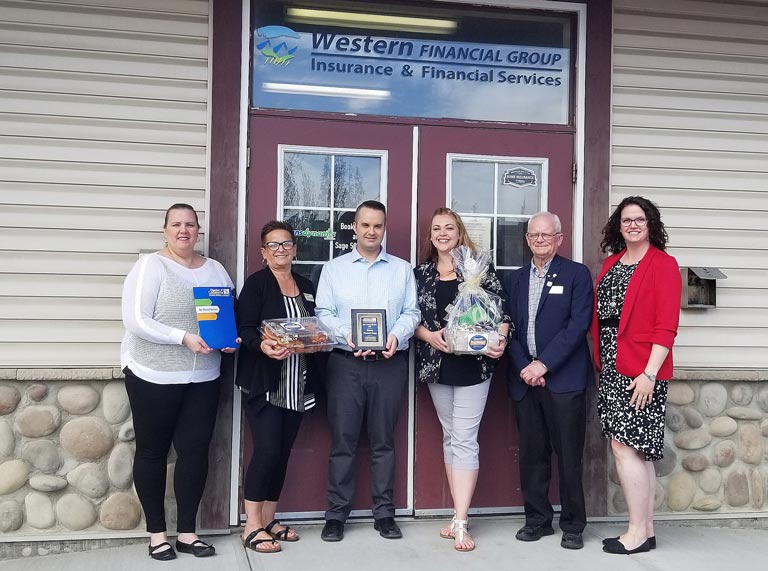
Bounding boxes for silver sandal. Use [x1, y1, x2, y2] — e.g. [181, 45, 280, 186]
[440, 512, 469, 539]
[453, 519, 475, 552]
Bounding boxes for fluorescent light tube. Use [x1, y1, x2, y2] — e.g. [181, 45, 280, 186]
[262, 82, 390, 99]
[285, 7, 458, 34]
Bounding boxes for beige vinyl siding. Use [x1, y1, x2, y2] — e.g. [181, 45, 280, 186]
[0, 0, 210, 367]
[612, 0, 768, 369]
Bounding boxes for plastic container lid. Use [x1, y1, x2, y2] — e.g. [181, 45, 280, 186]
[260, 316, 336, 353]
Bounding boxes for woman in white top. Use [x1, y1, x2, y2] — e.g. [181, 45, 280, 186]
[121, 203, 237, 561]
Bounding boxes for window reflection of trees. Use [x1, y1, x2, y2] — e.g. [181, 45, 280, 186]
[335, 156, 379, 208]
[283, 152, 382, 272]
[284, 153, 330, 207]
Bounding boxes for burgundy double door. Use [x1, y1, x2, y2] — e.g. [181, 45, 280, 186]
[244, 112, 574, 516]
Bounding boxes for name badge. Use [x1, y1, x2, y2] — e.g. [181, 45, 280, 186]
[304, 293, 314, 302]
[549, 285, 564, 294]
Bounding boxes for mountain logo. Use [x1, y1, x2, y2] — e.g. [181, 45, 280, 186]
[255, 25, 300, 65]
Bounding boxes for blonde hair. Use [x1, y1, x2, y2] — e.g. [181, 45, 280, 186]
[422, 207, 478, 261]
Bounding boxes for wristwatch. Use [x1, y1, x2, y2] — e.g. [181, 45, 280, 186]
[643, 371, 657, 382]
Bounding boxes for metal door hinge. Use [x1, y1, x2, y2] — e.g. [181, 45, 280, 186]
[572, 162, 577, 183]
[246, 146, 251, 168]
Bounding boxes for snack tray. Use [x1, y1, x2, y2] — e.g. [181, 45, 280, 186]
[260, 316, 336, 353]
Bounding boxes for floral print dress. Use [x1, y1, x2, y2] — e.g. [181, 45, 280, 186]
[596, 261, 668, 461]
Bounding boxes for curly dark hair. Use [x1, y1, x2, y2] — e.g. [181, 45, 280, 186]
[600, 196, 668, 253]
[260, 220, 295, 244]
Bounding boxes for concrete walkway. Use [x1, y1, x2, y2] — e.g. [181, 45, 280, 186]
[3, 518, 768, 571]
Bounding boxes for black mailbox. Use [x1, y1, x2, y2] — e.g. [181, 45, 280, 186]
[680, 267, 727, 309]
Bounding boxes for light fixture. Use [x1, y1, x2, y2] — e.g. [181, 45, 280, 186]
[262, 82, 390, 100]
[285, 7, 458, 34]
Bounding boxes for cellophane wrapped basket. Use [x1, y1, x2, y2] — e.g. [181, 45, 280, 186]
[444, 246, 503, 355]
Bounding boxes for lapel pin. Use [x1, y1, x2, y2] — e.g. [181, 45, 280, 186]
[546, 281, 553, 287]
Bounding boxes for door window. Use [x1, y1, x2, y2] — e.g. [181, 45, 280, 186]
[448, 155, 548, 270]
[279, 146, 386, 283]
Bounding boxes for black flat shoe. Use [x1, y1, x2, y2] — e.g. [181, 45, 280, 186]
[148, 542, 176, 561]
[602, 538, 651, 555]
[175, 539, 215, 557]
[602, 535, 656, 549]
[515, 524, 555, 542]
[374, 517, 402, 539]
[321, 520, 344, 542]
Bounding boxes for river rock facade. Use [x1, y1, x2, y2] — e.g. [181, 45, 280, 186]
[3, 373, 768, 535]
[609, 379, 768, 515]
[0, 371, 181, 535]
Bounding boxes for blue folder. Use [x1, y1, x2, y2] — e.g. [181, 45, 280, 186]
[193, 286, 239, 349]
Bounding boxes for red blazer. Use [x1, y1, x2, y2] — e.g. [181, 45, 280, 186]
[590, 245, 681, 380]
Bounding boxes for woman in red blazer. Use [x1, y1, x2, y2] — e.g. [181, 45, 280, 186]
[590, 196, 681, 555]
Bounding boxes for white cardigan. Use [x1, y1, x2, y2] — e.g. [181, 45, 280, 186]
[120, 252, 234, 384]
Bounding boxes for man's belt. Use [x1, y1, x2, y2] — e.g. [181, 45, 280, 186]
[332, 348, 390, 361]
[599, 317, 620, 328]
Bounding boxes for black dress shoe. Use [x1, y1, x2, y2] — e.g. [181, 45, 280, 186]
[321, 520, 345, 542]
[373, 517, 403, 539]
[561, 532, 584, 550]
[515, 524, 555, 542]
[175, 539, 215, 557]
[148, 542, 176, 561]
[602, 538, 651, 555]
[602, 535, 656, 549]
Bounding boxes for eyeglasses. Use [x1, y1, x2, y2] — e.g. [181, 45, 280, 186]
[620, 217, 648, 227]
[525, 232, 560, 242]
[264, 240, 295, 251]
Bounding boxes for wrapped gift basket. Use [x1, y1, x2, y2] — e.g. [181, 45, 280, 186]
[444, 246, 504, 355]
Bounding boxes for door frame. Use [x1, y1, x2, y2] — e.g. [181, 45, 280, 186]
[240, 116, 417, 519]
[228, 0, 592, 525]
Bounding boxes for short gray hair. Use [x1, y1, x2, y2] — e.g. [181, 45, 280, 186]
[528, 211, 562, 233]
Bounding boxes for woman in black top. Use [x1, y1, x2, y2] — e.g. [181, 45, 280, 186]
[236, 221, 323, 553]
[414, 208, 509, 552]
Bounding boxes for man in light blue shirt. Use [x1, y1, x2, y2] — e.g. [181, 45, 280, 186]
[316, 200, 419, 542]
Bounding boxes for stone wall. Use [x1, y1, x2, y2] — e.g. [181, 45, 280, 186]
[0, 372, 160, 535]
[609, 379, 768, 514]
[5, 373, 768, 536]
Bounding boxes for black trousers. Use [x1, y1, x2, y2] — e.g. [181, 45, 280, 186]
[243, 395, 303, 502]
[124, 369, 220, 533]
[515, 386, 587, 533]
[325, 351, 407, 522]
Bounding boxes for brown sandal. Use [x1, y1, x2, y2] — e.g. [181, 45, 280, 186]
[266, 519, 299, 542]
[242, 528, 281, 553]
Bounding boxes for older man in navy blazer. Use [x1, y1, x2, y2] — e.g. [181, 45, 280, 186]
[504, 211, 593, 550]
